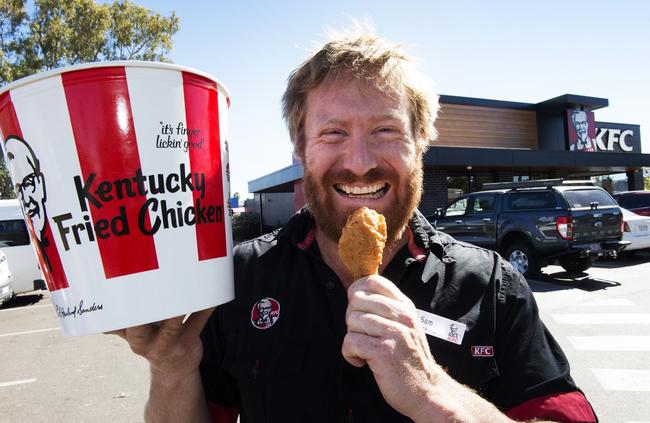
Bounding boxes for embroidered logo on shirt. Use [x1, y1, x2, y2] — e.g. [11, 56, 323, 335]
[471, 345, 494, 357]
[251, 297, 280, 329]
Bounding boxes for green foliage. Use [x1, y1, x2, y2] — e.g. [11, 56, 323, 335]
[105, 0, 178, 62]
[0, 158, 15, 198]
[0, 0, 179, 84]
[0, 0, 28, 82]
[0, 0, 178, 198]
[232, 212, 262, 244]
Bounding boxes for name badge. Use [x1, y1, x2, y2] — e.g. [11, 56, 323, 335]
[417, 309, 466, 345]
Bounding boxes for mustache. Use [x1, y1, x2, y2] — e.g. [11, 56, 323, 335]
[23, 198, 39, 210]
[21, 198, 41, 218]
[324, 167, 395, 185]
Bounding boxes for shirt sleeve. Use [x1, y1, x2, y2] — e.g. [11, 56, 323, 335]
[486, 263, 597, 421]
[199, 306, 240, 409]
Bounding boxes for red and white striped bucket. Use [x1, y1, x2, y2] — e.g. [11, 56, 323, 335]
[0, 61, 234, 335]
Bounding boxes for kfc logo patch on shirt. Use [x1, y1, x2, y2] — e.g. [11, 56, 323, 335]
[471, 345, 495, 357]
[251, 297, 280, 329]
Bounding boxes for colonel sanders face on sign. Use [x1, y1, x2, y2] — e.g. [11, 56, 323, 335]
[4, 136, 48, 241]
[572, 111, 589, 142]
[569, 110, 596, 151]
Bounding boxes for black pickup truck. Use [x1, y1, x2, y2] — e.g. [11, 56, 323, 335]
[431, 179, 629, 278]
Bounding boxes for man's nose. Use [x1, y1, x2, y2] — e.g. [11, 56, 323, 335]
[341, 132, 377, 176]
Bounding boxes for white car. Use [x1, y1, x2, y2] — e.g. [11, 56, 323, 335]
[0, 250, 14, 306]
[621, 208, 650, 252]
[0, 199, 45, 294]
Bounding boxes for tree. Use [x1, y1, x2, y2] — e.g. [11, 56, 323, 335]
[232, 212, 262, 245]
[105, 0, 178, 62]
[0, 0, 27, 83]
[0, 0, 178, 198]
[0, 158, 14, 198]
[1, 0, 178, 84]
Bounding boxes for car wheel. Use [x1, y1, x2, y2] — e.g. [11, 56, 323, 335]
[505, 242, 540, 278]
[558, 256, 593, 274]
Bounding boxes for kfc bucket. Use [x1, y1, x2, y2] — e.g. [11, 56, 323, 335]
[0, 62, 234, 336]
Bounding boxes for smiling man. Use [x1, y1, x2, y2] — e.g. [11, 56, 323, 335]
[117, 29, 598, 423]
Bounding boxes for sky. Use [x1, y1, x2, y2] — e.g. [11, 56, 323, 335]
[133, 0, 650, 199]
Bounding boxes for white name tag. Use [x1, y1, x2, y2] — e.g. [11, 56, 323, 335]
[417, 309, 466, 345]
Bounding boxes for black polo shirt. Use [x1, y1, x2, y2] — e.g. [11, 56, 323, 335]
[200, 209, 584, 423]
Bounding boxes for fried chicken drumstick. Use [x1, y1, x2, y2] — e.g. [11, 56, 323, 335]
[338, 207, 387, 280]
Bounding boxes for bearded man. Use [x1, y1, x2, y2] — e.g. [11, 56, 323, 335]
[116, 30, 597, 423]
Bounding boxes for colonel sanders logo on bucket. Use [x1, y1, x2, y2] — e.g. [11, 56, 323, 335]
[4, 137, 56, 271]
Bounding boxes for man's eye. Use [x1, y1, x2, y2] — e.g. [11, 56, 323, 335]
[322, 129, 345, 136]
[374, 127, 402, 138]
[320, 129, 347, 142]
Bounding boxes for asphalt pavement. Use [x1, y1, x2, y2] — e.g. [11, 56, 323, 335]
[530, 251, 650, 423]
[2, 252, 650, 422]
[1, 293, 149, 423]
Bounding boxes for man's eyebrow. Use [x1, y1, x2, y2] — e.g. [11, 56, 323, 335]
[374, 112, 407, 123]
[314, 117, 347, 127]
[315, 113, 406, 127]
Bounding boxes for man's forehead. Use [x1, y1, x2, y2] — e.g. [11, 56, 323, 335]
[306, 79, 409, 125]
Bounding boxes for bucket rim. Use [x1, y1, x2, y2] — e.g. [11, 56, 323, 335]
[0, 60, 231, 103]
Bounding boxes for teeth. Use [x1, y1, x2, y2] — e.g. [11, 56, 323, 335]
[338, 183, 385, 195]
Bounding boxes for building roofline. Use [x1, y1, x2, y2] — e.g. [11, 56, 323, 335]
[248, 162, 303, 193]
[439, 93, 609, 113]
[439, 94, 536, 110]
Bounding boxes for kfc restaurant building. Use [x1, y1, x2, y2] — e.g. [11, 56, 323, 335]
[249, 93, 650, 226]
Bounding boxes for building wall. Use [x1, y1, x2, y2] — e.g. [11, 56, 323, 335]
[435, 104, 538, 149]
[420, 169, 448, 216]
[294, 180, 305, 210]
[259, 192, 296, 227]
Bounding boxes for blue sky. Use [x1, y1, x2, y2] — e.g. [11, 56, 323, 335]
[135, 0, 650, 199]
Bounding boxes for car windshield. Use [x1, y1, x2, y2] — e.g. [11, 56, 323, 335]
[617, 194, 650, 209]
[506, 192, 557, 210]
[563, 189, 617, 208]
[445, 198, 467, 216]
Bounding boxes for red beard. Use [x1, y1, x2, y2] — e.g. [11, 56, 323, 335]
[303, 162, 423, 245]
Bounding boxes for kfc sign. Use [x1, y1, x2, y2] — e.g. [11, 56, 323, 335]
[594, 127, 636, 152]
[566, 109, 641, 153]
[567, 110, 596, 151]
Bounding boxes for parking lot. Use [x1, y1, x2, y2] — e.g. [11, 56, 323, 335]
[1, 293, 149, 423]
[2, 253, 650, 422]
